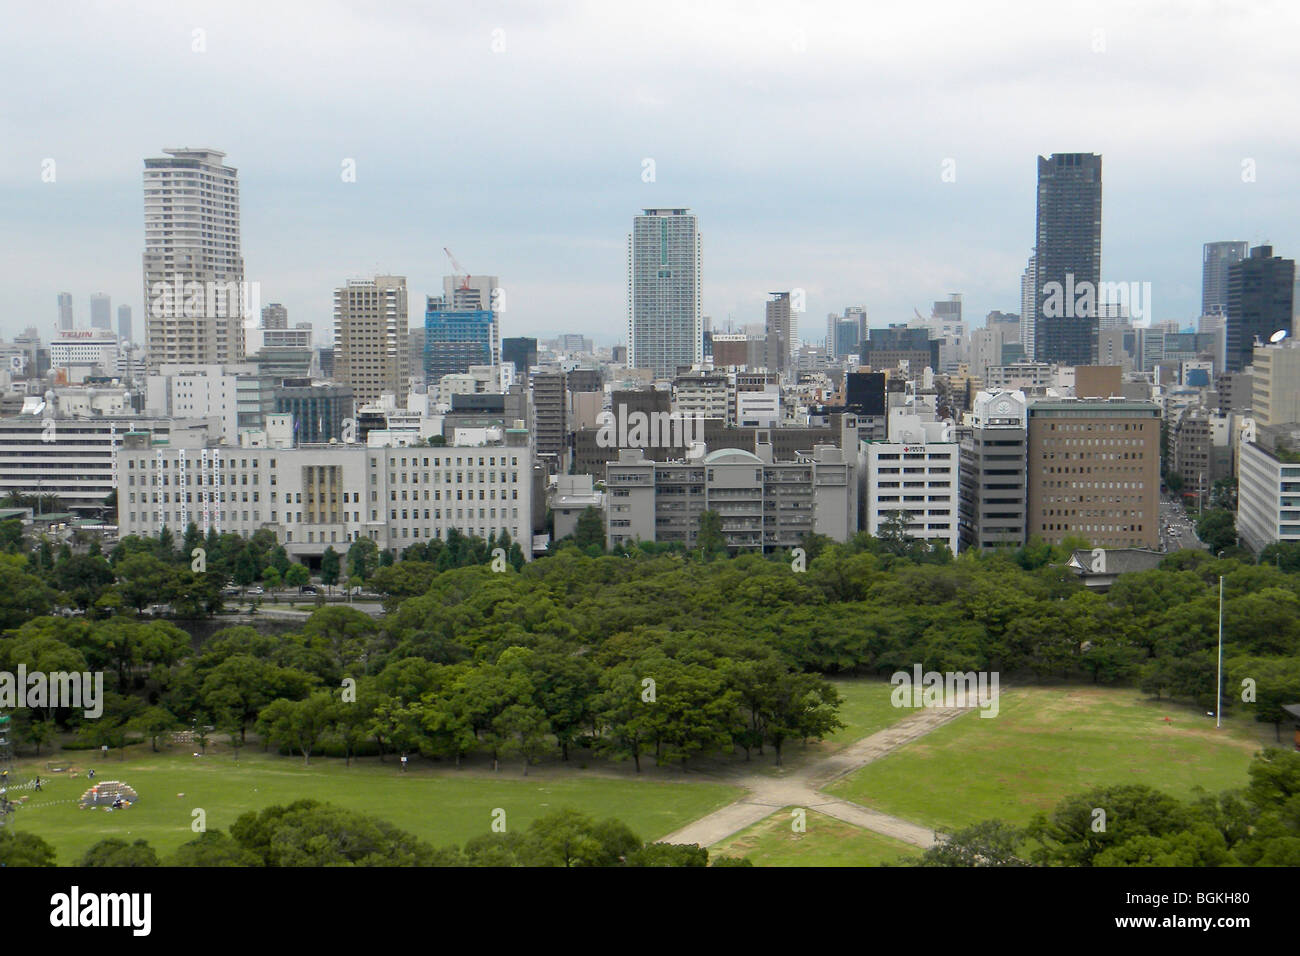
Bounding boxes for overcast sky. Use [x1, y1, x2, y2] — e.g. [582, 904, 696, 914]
[3, 0, 1298, 346]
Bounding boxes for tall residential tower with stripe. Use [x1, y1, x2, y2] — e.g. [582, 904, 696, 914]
[628, 208, 702, 380]
[142, 148, 246, 368]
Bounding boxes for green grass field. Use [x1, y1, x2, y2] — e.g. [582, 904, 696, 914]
[9, 749, 742, 865]
[710, 807, 914, 866]
[825, 686, 1271, 831]
[705, 677, 912, 777]
[822, 677, 912, 746]
[13, 683, 1266, 865]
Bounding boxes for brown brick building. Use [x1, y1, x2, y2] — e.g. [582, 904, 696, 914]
[1026, 398, 1161, 548]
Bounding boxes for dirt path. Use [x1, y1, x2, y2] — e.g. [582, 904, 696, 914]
[659, 704, 970, 849]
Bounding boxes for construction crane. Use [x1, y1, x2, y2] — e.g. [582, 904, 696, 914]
[443, 247, 471, 291]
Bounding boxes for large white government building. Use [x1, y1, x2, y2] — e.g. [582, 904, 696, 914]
[117, 415, 534, 560]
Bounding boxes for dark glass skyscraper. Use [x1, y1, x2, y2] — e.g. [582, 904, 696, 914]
[274, 381, 354, 443]
[1225, 245, 1294, 373]
[1202, 241, 1248, 317]
[1033, 153, 1102, 367]
[501, 336, 537, 375]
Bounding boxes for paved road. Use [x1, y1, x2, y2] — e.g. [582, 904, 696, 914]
[659, 704, 971, 849]
[1159, 497, 1205, 552]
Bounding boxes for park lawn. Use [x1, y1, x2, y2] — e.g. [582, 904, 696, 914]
[736, 678, 911, 776]
[716, 677, 912, 778]
[711, 807, 914, 866]
[11, 748, 742, 865]
[825, 686, 1270, 832]
[823, 677, 913, 747]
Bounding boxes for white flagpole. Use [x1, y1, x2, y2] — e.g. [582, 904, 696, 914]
[1217, 575, 1224, 729]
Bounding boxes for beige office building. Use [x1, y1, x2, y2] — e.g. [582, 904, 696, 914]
[1026, 398, 1161, 548]
[1251, 340, 1300, 427]
[333, 276, 410, 404]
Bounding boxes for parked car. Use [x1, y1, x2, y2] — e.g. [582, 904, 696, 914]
[299, 585, 319, 595]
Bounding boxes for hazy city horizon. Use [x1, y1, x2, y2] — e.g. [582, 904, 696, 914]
[4, 1, 1299, 343]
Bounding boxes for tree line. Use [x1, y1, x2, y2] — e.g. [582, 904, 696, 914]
[3, 522, 1300, 769]
[0, 803, 750, 868]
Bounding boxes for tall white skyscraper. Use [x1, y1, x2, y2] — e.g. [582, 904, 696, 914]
[57, 292, 74, 331]
[90, 293, 111, 330]
[628, 208, 702, 379]
[142, 147, 245, 368]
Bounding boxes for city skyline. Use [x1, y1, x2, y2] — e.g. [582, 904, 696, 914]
[4, 2, 1300, 346]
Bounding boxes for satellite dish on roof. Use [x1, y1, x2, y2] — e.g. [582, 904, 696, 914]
[1269, 329, 1288, 344]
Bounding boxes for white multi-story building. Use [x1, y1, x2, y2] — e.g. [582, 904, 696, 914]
[1238, 425, 1300, 553]
[142, 148, 246, 368]
[50, 386, 133, 418]
[551, 473, 604, 541]
[864, 414, 959, 552]
[736, 386, 780, 427]
[146, 364, 263, 444]
[117, 422, 533, 560]
[958, 389, 1028, 551]
[628, 208, 702, 380]
[434, 366, 497, 406]
[50, 329, 120, 382]
[246, 325, 312, 352]
[0, 413, 217, 516]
